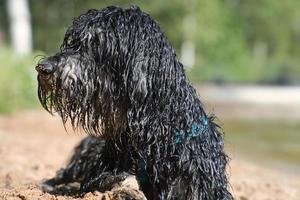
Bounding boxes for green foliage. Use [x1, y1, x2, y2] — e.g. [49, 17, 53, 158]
[0, 47, 38, 113]
[187, 0, 300, 84]
[233, 0, 300, 84]
[188, 0, 258, 83]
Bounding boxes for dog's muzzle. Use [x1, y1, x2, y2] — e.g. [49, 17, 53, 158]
[36, 61, 56, 75]
[36, 59, 57, 92]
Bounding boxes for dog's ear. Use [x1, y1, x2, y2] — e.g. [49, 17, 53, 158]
[125, 59, 150, 106]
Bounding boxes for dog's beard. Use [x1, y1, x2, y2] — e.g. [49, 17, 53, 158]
[37, 56, 127, 137]
[37, 73, 57, 113]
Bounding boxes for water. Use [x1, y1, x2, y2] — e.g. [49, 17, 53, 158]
[223, 119, 300, 167]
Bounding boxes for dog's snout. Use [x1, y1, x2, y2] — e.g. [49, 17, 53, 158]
[36, 61, 55, 75]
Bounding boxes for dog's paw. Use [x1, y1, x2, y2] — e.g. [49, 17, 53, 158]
[40, 178, 80, 196]
[40, 182, 55, 193]
[84, 176, 147, 200]
[110, 176, 147, 200]
[40, 179, 56, 193]
[111, 186, 147, 200]
[85, 188, 146, 200]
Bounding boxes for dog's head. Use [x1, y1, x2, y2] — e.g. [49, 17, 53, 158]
[36, 7, 136, 136]
[36, 6, 183, 136]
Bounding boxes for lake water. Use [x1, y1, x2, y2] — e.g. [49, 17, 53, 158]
[224, 119, 300, 172]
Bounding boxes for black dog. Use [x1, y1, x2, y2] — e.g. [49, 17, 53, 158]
[36, 6, 233, 200]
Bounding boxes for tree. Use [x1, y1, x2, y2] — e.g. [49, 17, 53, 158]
[6, 0, 32, 55]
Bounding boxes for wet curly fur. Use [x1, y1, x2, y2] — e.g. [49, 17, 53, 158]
[36, 6, 233, 200]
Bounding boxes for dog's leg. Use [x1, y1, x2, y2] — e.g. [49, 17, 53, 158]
[41, 136, 146, 199]
[41, 136, 105, 194]
[77, 140, 146, 200]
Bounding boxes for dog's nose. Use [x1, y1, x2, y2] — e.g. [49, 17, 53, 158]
[36, 61, 55, 75]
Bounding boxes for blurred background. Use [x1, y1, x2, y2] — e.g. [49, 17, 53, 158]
[0, 0, 300, 199]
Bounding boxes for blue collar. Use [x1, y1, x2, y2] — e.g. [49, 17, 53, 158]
[175, 116, 209, 144]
